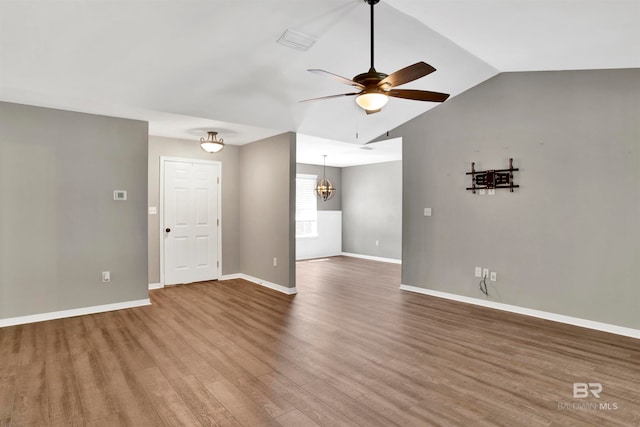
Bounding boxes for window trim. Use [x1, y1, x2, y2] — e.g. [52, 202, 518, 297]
[295, 173, 318, 238]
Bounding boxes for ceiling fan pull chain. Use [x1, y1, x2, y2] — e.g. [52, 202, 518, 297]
[355, 107, 359, 139]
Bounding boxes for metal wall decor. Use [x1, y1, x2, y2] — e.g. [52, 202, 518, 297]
[466, 158, 519, 193]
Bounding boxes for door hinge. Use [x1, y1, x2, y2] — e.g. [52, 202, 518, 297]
[217, 261, 219, 268]
[217, 177, 220, 184]
[217, 218, 219, 226]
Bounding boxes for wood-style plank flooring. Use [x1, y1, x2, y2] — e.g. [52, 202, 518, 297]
[1, 256, 639, 426]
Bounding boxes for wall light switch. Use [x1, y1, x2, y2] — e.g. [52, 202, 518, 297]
[113, 190, 127, 200]
[490, 272, 497, 281]
[482, 268, 489, 278]
[488, 189, 496, 195]
[148, 206, 157, 215]
[479, 189, 486, 195]
[474, 267, 482, 278]
[424, 208, 432, 217]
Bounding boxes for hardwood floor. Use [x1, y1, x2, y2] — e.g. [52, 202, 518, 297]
[1, 256, 639, 426]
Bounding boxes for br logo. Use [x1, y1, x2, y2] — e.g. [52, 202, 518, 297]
[573, 383, 602, 398]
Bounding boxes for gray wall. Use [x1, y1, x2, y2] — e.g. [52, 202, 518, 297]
[296, 163, 342, 211]
[342, 161, 402, 259]
[0, 102, 148, 319]
[148, 136, 241, 283]
[239, 133, 296, 288]
[393, 69, 640, 329]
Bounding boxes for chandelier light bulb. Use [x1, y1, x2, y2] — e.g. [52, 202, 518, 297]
[316, 154, 336, 201]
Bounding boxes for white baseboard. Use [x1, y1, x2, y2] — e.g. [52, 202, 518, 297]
[221, 273, 297, 295]
[341, 252, 402, 264]
[148, 282, 163, 290]
[399, 285, 639, 340]
[0, 298, 151, 328]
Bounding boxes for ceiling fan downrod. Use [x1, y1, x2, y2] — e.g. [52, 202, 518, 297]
[367, 0, 380, 71]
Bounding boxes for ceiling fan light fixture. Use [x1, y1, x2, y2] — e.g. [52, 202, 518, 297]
[200, 131, 225, 153]
[356, 92, 388, 112]
[300, 0, 449, 109]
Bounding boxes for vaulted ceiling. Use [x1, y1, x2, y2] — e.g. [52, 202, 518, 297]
[1, 1, 638, 146]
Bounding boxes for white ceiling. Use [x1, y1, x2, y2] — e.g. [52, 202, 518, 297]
[297, 134, 402, 167]
[1, 0, 638, 161]
[387, 0, 640, 72]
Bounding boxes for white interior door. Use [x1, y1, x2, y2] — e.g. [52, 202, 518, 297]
[163, 160, 219, 285]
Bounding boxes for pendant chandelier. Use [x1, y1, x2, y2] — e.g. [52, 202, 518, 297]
[316, 155, 336, 201]
[200, 131, 225, 153]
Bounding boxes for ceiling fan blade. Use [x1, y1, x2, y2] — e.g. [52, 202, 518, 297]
[388, 89, 450, 103]
[300, 93, 359, 103]
[378, 62, 436, 88]
[308, 69, 365, 89]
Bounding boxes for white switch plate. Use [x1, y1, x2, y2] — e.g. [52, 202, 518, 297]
[424, 208, 432, 217]
[375, 240, 379, 246]
[490, 272, 497, 281]
[479, 189, 486, 195]
[148, 206, 157, 215]
[273, 257, 278, 267]
[482, 268, 489, 278]
[488, 189, 496, 195]
[102, 271, 110, 283]
[474, 267, 482, 278]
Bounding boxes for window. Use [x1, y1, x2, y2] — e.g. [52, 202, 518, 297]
[296, 174, 318, 238]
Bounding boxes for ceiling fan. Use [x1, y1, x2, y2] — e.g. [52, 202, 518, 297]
[301, 0, 450, 114]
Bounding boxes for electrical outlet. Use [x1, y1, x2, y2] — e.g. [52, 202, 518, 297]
[474, 267, 482, 278]
[102, 271, 110, 283]
[490, 272, 497, 281]
[482, 268, 489, 278]
[273, 257, 278, 267]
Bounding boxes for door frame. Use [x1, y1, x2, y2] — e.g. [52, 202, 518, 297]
[159, 156, 222, 286]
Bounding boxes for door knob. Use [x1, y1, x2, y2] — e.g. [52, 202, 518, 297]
[165, 228, 171, 233]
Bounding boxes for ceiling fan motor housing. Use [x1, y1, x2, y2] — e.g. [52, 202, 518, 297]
[353, 68, 388, 89]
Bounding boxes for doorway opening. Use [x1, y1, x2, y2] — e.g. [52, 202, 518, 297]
[295, 134, 403, 288]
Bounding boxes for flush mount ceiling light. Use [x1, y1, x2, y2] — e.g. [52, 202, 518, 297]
[200, 131, 225, 153]
[316, 155, 336, 202]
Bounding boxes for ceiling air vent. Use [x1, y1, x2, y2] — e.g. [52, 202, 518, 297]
[277, 29, 316, 52]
